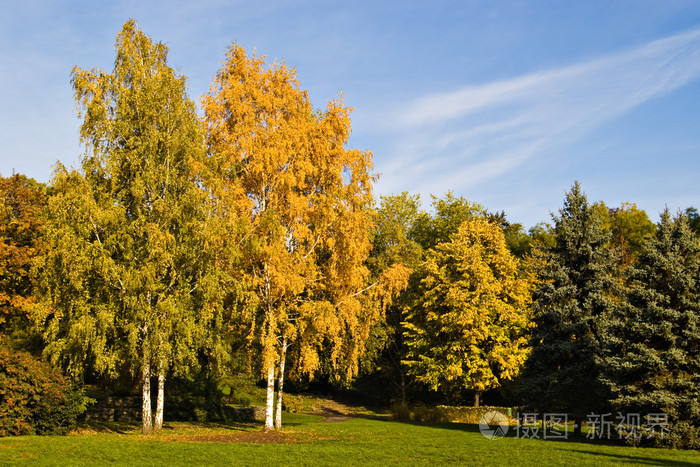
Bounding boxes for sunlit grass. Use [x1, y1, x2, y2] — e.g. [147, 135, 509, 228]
[1, 414, 698, 466]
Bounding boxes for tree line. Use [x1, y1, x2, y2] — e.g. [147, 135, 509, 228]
[1, 20, 698, 447]
[2, 20, 408, 435]
[364, 186, 699, 448]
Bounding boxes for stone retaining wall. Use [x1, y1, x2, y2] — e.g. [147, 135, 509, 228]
[85, 396, 266, 423]
[85, 396, 141, 422]
[226, 406, 266, 422]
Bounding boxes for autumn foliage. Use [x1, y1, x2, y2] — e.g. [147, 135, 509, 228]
[404, 217, 533, 406]
[6, 20, 700, 446]
[0, 344, 87, 436]
[0, 174, 45, 334]
[201, 44, 408, 430]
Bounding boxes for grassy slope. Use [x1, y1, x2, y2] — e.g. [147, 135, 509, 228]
[1, 414, 698, 466]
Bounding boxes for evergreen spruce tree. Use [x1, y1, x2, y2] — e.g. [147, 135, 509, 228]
[600, 210, 700, 448]
[519, 182, 619, 434]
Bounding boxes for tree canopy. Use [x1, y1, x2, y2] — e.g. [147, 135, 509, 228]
[404, 217, 533, 406]
[0, 174, 46, 343]
[32, 20, 212, 434]
[520, 182, 620, 431]
[600, 210, 700, 447]
[201, 44, 407, 430]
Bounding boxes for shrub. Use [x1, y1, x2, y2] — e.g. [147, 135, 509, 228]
[437, 405, 515, 424]
[663, 421, 700, 450]
[390, 402, 412, 422]
[166, 372, 260, 423]
[0, 345, 89, 436]
[218, 374, 266, 407]
[282, 394, 304, 414]
[412, 405, 447, 423]
[617, 420, 700, 450]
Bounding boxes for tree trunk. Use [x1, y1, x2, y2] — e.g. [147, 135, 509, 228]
[274, 337, 288, 430]
[400, 370, 407, 405]
[574, 416, 583, 437]
[154, 363, 165, 431]
[474, 391, 482, 408]
[142, 359, 153, 435]
[264, 362, 275, 432]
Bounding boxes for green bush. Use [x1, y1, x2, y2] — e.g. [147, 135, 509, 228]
[0, 345, 89, 436]
[663, 421, 700, 450]
[218, 374, 266, 407]
[617, 420, 700, 450]
[282, 394, 304, 414]
[437, 405, 514, 424]
[390, 402, 412, 422]
[390, 403, 446, 423]
[412, 405, 447, 423]
[166, 372, 260, 423]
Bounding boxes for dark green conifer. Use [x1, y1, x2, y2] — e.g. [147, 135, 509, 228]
[519, 182, 619, 434]
[600, 210, 700, 448]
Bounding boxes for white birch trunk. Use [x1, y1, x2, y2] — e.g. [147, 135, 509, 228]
[274, 337, 288, 430]
[154, 363, 165, 431]
[264, 362, 275, 431]
[142, 359, 153, 435]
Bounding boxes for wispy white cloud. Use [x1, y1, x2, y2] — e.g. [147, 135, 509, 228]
[376, 27, 700, 199]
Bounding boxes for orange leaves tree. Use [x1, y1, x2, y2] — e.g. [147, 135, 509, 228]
[202, 45, 397, 430]
[0, 174, 45, 340]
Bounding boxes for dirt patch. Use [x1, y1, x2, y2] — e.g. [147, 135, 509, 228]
[308, 400, 355, 422]
[176, 430, 297, 444]
[316, 409, 353, 423]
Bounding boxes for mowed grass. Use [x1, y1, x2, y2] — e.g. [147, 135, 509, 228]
[1, 413, 698, 466]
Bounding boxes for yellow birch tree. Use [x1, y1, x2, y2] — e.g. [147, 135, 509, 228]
[202, 45, 406, 430]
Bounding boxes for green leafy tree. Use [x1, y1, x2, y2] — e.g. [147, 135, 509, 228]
[600, 211, 700, 448]
[411, 192, 486, 250]
[519, 182, 620, 434]
[362, 192, 424, 403]
[32, 21, 212, 434]
[404, 217, 533, 407]
[487, 210, 533, 258]
[608, 202, 656, 264]
[369, 192, 424, 273]
[528, 222, 556, 250]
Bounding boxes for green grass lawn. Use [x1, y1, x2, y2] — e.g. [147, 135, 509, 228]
[1, 413, 698, 466]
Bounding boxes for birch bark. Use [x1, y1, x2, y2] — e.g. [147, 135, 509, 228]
[264, 363, 275, 432]
[274, 337, 288, 430]
[142, 359, 152, 434]
[155, 363, 165, 430]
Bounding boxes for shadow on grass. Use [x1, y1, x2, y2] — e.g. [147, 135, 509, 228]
[74, 421, 141, 435]
[380, 419, 698, 465]
[372, 419, 483, 434]
[77, 420, 262, 434]
[384, 418, 621, 443]
[551, 447, 700, 466]
[168, 421, 261, 430]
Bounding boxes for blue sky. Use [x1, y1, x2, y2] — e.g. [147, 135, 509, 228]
[2, 1, 700, 227]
